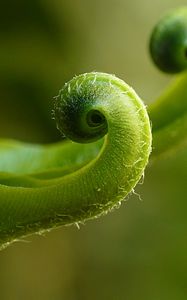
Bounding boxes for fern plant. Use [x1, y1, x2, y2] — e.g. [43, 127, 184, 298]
[0, 7, 186, 250]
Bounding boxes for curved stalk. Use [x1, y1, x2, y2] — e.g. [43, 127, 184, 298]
[149, 73, 187, 157]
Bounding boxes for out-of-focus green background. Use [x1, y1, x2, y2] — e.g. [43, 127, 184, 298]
[0, 1, 187, 299]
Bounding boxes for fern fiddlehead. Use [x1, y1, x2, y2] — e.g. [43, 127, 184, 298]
[149, 7, 187, 157]
[0, 72, 151, 249]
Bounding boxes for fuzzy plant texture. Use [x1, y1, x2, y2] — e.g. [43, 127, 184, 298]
[0, 7, 187, 250]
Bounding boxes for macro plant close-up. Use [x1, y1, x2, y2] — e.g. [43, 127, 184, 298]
[0, 1, 187, 300]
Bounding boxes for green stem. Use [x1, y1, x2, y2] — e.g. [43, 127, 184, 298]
[149, 71, 187, 159]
